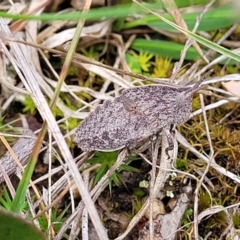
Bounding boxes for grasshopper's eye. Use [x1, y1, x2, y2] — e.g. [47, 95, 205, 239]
[119, 96, 140, 114]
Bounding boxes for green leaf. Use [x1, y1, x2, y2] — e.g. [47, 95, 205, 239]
[0, 4, 155, 21]
[133, 2, 240, 64]
[131, 36, 239, 64]
[0, 1, 214, 23]
[126, 53, 143, 74]
[85, 151, 139, 187]
[173, 0, 212, 8]
[0, 209, 46, 240]
[10, 155, 37, 213]
[38, 204, 69, 233]
[131, 39, 200, 60]
[21, 96, 36, 115]
[123, 5, 240, 32]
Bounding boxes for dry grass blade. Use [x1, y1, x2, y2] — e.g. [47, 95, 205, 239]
[176, 131, 240, 184]
[0, 13, 108, 240]
[162, 0, 211, 82]
[193, 93, 214, 240]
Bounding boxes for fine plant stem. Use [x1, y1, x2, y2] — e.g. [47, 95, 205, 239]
[193, 94, 215, 240]
[149, 136, 157, 240]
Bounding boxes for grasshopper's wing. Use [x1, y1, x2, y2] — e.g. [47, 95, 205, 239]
[74, 93, 161, 151]
[75, 84, 186, 152]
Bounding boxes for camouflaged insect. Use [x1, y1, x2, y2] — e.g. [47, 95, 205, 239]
[74, 78, 204, 152]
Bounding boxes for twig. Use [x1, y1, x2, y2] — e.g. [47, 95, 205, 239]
[0, 129, 36, 184]
[149, 135, 161, 240]
[193, 94, 214, 240]
[176, 131, 240, 184]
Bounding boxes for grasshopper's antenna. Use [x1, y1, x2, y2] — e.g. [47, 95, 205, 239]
[187, 69, 213, 94]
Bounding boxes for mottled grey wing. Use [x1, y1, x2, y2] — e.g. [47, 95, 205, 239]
[75, 78, 204, 152]
[74, 84, 184, 152]
[74, 96, 154, 151]
[121, 84, 188, 124]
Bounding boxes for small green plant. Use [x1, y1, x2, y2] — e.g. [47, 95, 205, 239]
[0, 186, 28, 212]
[21, 95, 37, 115]
[0, 116, 5, 127]
[151, 56, 173, 78]
[198, 189, 211, 212]
[52, 105, 64, 118]
[52, 94, 80, 131]
[131, 198, 145, 215]
[85, 151, 139, 193]
[182, 208, 193, 229]
[0, 187, 68, 237]
[175, 158, 189, 171]
[38, 204, 69, 235]
[232, 212, 240, 229]
[80, 46, 99, 59]
[126, 50, 153, 74]
[133, 187, 147, 198]
[59, 117, 79, 132]
[0, 117, 22, 131]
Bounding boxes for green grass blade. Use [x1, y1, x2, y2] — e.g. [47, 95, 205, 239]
[123, 5, 240, 31]
[10, 154, 37, 213]
[0, 1, 215, 23]
[0, 4, 150, 21]
[134, 2, 240, 64]
[131, 39, 200, 60]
